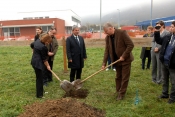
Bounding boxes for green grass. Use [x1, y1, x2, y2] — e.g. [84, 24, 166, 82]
[0, 46, 175, 117]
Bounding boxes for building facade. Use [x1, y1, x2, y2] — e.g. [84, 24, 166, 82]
[0, 10, 81, 40]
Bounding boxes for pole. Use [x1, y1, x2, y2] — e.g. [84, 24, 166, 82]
[100, 0, 102, 39]
[117, 9, 120, 29]
[150, 0, 153, 26]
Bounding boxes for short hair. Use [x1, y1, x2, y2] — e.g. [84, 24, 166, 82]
[36, 26, 42, 30]
[147, 26, 154, 31]
[40, 34, 52, 43]
[103, 23, 113, 29]
[172, 21, 175, 26]
[72, 25, 79, 31]
[156, 20, 165, 28]
[50, 26, 57, 31]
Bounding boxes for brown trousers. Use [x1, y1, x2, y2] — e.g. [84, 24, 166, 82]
[115, 63, 131, 97]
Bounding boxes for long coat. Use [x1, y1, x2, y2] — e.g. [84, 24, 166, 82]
[140, 33, 153, 59]
[66, 35, 87, 69]
[102, 29, 134, 66]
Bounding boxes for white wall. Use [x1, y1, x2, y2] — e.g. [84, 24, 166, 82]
[17, 10, 81, 27]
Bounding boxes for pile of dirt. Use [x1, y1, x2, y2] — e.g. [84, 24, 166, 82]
[63, 89, 89, 99]
[18, 98, 105, 117]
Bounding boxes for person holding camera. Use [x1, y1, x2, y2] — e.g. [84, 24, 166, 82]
[154, 21, 175, 104]
[151, 21, 169, 84]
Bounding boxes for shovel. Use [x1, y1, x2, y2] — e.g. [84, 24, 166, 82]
[50, 70, 73, 92]
[72, 59, 121, 90]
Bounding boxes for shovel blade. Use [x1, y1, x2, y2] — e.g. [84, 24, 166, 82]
[72, 79, 83, 90]
[60, 80, 73, 92]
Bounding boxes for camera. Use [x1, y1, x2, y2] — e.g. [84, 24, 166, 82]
[155, 26, 161, 30]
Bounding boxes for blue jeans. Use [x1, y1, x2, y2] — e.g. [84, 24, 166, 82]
[107, 55, 115, 69]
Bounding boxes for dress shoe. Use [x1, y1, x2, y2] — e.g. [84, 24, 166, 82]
[37, 96, 45, 99]
[116, 95, 124, 101]
[158, 95, 169, 99]
[167, 99, 175, 104]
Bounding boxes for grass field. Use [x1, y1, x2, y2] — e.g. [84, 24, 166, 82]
[0, 46, 175, 117]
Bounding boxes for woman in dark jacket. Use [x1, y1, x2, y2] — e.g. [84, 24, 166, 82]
[140, 26, 154, 69]
[30, 27, 44, 49]
[31, 34, 52, 98]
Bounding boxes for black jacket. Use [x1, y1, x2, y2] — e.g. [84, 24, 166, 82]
[66, 35, 87, 69]
[31, 39, 48, 70]
[154, 31, 175, 69]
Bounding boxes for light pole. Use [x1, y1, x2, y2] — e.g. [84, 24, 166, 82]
[117, 9, 120, 29]
[100, 0, 102, 39]
[150, 0, 153, 26]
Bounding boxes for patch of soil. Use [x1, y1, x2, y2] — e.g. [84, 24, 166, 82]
[63, 89, 89, 99]
[18, 98, 105, 117]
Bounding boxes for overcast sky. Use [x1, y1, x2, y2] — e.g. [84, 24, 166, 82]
[0, 0, 150, 19]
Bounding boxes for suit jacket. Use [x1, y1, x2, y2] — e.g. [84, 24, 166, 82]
[140, 33, 153, 59]
[31, 39, 48, 70]
[154, 31, 175, 69]
[41, 33, 59, 61]
[66, 35, 87, 69]
[151, 29, 169, 51]
[102, 29, 134, 66]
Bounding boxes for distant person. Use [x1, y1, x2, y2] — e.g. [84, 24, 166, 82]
[101, 23, 134, 101]
[140, 26, 153, 70]
[30, 27, 44, 49]
[31, 34, 52, 98]
[154, 21, 175, 104]
[106, 54, 116, 71]
[151, 20, 169, 84]
[66, 25, 87, 82]
[41, 27, 58, 86]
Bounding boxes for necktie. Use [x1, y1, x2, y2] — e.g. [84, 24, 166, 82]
[75, 36, 80, 45]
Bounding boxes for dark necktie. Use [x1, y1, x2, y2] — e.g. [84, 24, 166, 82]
[75, 36, 80, 45]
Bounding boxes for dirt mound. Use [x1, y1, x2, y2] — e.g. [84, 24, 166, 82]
[63, 89, 89, 99]
[18, 98, 105, 117]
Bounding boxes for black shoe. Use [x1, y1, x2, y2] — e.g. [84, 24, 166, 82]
[158, 95, 169, 99]
[37, 95, 44, 98]
[168, 99, 175, 104]
[43, 83, 48, 86]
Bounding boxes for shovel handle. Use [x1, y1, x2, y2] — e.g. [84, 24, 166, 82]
[50, 70, 62, 82]
[80, 59, 121, 83]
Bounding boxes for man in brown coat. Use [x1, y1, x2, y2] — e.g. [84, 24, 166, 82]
[102, 23, 134, 100]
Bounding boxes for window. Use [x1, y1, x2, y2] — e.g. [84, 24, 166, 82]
[3, 28, 8, 32]
[2, 27, 20, 36]
[41, 26, 52, 32]
[15, 27, 20, 32]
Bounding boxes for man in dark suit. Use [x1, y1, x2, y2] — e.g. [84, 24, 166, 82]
[102, 23, 134, 101]
[66, 25, 87, 82]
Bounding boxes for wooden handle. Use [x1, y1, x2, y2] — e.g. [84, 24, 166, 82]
[80, 59, 121, 83]
[50, 70, 62, 82]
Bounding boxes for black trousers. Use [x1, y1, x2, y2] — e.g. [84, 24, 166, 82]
[142, 50, 151, 69]
[33, 67, 43, 98]
[43, 58, 53, 84]
[70, 68, 82, 82]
